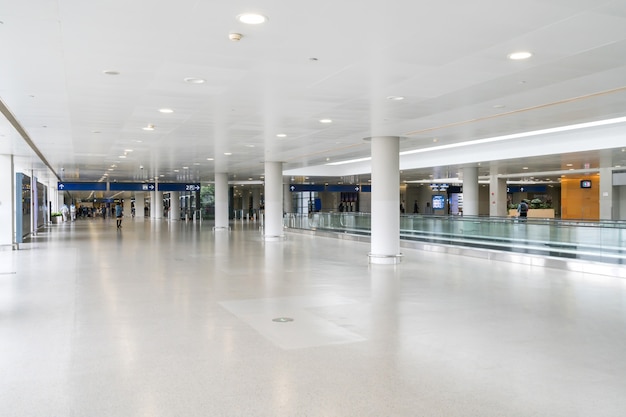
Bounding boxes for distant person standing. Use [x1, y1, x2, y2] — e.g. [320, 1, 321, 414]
[115, 203, 123, 228]
[60, 203, 69, 222]
[70, 203, 76, 221]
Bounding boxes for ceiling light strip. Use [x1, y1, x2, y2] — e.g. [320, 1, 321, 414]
[403, 86, 626, 137]
[0, 98, 60, 180]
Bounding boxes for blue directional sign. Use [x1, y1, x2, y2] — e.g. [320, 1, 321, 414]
[507, 185, 547, 193]
[110, 183, 155, 191]
[326, 185, 363, 193]
[158, 183, 201, 192]
[58, 182, 107, 191]
[288, 184, 325, 192]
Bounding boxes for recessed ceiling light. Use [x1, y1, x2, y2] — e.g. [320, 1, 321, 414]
[103, 70, 120, 75]
[193, 162, 200, 165]
[276, 133, 287, 138]
[119, 155, 126, 159]
[142, 124, 155, 131]
[183, 166, 189, 169]
[108, 168, 114, 171]
[207, 158, 214, 161]
[124, 149, 133, 152]
[224, 152, 232, 156]
[522, 167, 528, 170]
[492, 104, 505, 109]
[566, 163, 573, 167]
[237, 13, 267, 24]
[159, 108, 174, 113]
[173, 169, 179, 173]
[508, 51, 532, 60]
[160, 174, 164, 177]
[319, 119, 332, 124]
[386, 96, 405, 101]
[184, 77, 205, 84]
[245, 144, 255, 148]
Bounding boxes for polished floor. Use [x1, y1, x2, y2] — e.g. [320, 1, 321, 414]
[1, 217, 626, 417]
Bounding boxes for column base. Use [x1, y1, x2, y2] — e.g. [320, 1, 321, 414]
[368, 253, 403, 264]
[264, 234, 284, 241]
[213, 226, 230, 231]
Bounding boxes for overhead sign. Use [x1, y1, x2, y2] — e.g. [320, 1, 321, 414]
[289, 184, 325, 192]
[289, 184, 371, 192]
[158, 183, 201, 192]
[507, 185, 547, 193]
[58, 182, 107, 191]
[109, 183, 155, 191]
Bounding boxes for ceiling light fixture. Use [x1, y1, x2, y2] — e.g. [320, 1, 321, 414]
[159, 108, 174, 113]
[319, 119, 332, 124]
[103, 70, 120, 75]
[142, 124, 155, 131]
[224, 152, 232, 156]
[237, 13, 267, 24]
[386, 96, 405, 101]
[207, 158, 214, 161]
[276, 133, 287, 138]
[508, 51, 532, 60]
[184, 77, 205, 84]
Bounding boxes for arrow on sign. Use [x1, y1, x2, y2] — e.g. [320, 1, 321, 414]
[58, 184, 65, 189]
[149, 185, 155, 190]
[354, 186, 360, 192]
[290, 185, 295, 191]
[194, 185, 200, 191]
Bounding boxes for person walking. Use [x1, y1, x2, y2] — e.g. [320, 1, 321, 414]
[115, 203, 123, 228]
[518, 199, 529, 221]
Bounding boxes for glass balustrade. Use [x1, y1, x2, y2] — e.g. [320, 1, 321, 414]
[284, 213, 626, 265]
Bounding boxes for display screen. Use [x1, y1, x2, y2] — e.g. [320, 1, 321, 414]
[580, 180, 592, 188]
[432, 195, 445, 210]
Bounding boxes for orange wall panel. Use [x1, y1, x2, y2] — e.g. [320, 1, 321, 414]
[561, 176, 599, 220]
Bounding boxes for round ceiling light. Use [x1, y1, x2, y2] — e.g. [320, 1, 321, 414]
[237, 13, 267, 24]
[319, 119, 332, 124]
[159, 108, 174, 113]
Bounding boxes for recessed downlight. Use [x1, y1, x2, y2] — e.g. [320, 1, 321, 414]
[224, 152, 233, 156]
[237, 13, 267, 24]
[319, 119, 332, 124]
[508, 51, 532, 60]
[159, 108, 174, 113]
[276, 133, 287, 138]
[207, 158, 214, 161]
[142, 124, 155, 131]
[386, 96, 405, 101]
[184, 77, 205, 84]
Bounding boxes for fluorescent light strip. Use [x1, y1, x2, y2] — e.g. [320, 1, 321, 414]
[326, 116, 626, 166]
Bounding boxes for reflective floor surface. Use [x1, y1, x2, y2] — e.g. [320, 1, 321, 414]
[1, 218, 626, 417]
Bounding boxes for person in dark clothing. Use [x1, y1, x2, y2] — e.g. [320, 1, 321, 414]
[518, 200, 529, 221]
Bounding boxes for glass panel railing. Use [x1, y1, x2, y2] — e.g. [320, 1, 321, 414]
[284, 213, 626, 265]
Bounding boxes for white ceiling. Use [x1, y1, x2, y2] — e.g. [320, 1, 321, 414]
[1, 0, 626, 188]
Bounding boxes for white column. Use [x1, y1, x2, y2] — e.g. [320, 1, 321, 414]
[462, 166, 479, 216]
[489, 174, 508, 217]
[264, 161, 283, 240]
[123, 197, 132, 220]
[152, 191, 163, 219]
[599, 167, 613, 220]
[0, 155, 15, 248]
[170, 191, 181, 221]
[369, 136, 402, 264]
[215, 173, 229, 229]
[283, 178, 293, 214]
[135, 192, 145, 219]
[252, 187, 261, 220]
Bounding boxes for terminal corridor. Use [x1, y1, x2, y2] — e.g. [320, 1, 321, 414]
[1, 218, 625, 417]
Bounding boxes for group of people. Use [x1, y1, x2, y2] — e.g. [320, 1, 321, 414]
[59, 202, 124, 228]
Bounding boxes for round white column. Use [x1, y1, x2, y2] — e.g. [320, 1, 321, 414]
[264, 161, 283, 240]
[214, 173, 229, 229]
[135, 192, 145, 219]
[169, 191, 181, 221]
[283, 178, 293, 214]
[462, 166, 479, 216]
[152, 191, 163, 219]
[369, 136, 402, 264]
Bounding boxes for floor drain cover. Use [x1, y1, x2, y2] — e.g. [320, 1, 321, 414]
[272, 317, 294, 323]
